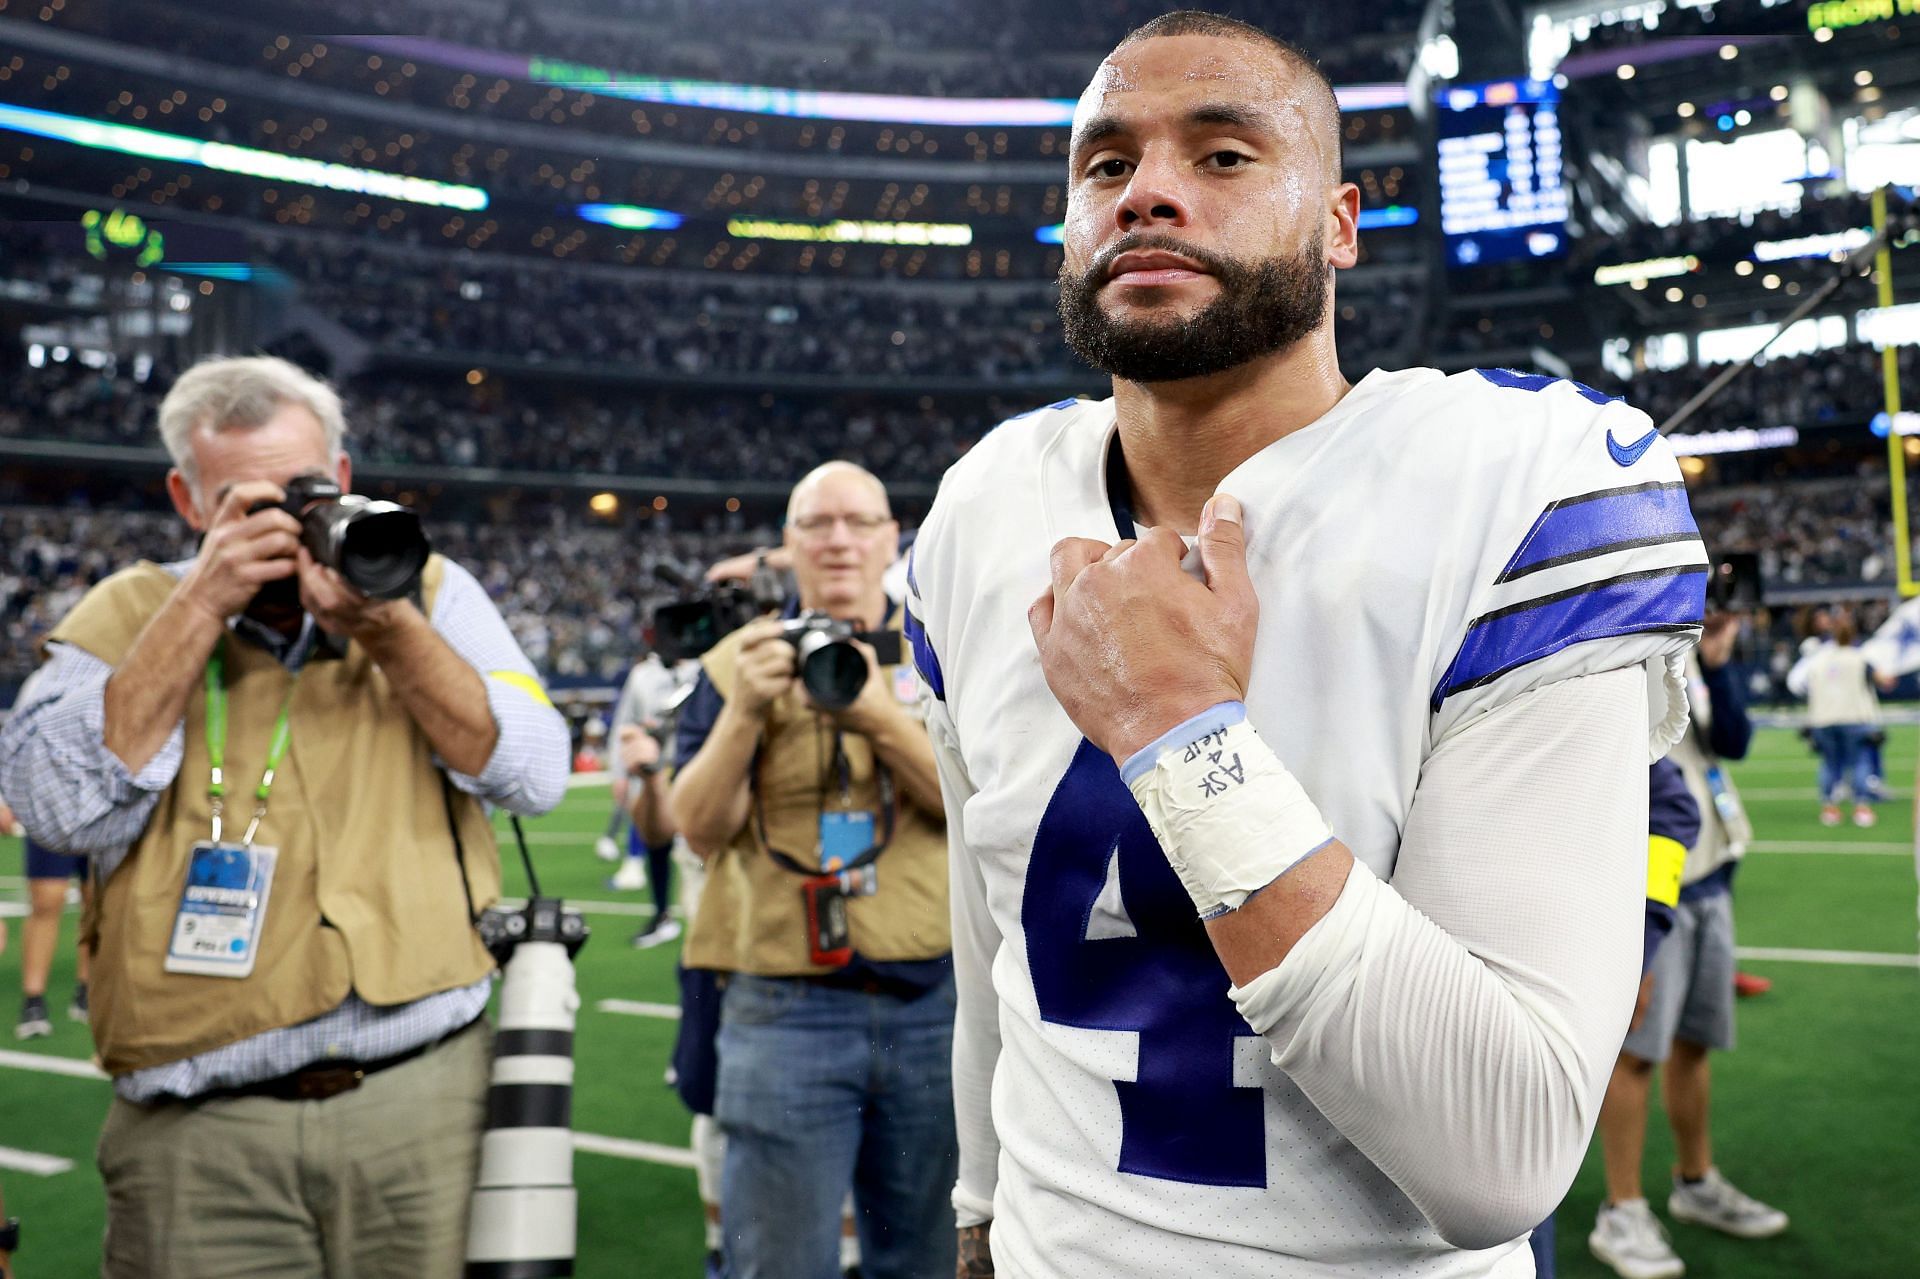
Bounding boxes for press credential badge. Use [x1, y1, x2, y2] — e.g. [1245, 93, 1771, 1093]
[165, 841, 278, 977]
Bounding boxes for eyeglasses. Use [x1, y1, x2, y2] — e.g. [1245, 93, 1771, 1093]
[791, 513, 892, 537]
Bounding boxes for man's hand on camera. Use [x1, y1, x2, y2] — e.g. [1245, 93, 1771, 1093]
[297, 547, 402, 641]
[617, 724, 662, 775]
[733, 618, 798, 714]
[1698, 611, 1740, 670]
[176, 481, 302, 625]
[818, 639, 901, 736]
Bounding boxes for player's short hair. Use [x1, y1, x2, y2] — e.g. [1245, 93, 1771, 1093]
[159, 354, 347, 491]
[1114, 10, 1344, 179]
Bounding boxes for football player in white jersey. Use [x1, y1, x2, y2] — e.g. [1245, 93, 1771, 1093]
[906, 12, 1707, 1278]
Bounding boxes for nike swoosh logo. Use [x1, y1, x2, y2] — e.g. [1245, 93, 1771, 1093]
[1607, 425, 1660, 467]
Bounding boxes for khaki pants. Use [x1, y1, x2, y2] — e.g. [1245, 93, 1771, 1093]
[99, 1019, 491, 1279]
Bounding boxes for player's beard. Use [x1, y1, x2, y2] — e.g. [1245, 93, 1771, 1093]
[1056, 230, 1329, 383]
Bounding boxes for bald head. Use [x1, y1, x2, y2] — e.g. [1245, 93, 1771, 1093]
[786, 460, 890, 524]
[1081, 10, 1344, 186]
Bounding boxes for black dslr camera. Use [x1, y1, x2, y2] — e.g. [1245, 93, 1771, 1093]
[476, 894, 588, 965]
[778, 612, 902, 710]
[250, 474, 432, 600]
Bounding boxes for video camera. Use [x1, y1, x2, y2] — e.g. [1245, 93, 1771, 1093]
[249, 474, 431, 600]
[651, 558, 787, 665]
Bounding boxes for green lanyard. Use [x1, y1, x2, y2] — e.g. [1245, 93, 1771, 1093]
[205, 639, 300, 846]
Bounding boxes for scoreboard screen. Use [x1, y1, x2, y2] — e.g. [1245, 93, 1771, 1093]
[1435, 78, 1569, 268]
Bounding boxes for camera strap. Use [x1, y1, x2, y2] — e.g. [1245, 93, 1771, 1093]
[752, 733, 896, 881]
[204, 637, 303, 847]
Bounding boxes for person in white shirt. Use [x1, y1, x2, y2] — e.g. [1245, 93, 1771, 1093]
[1786, 613, 1890, 827]
[908, 12, 1705, 1277]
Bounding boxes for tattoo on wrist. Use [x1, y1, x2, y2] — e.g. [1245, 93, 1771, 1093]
[957, 1223, 994, 1277]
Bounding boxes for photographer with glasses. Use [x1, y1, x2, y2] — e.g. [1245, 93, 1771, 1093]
[670, 461, 955, 1279]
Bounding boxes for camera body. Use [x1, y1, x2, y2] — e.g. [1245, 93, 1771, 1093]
[476, 895, 589, 966]
[777, 611, 878, 711]
[251, 474, 432, 600]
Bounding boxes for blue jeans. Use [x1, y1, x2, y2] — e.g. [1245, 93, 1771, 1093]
[715, 972, 958, 1279]
[1812, 724, 1874, 804]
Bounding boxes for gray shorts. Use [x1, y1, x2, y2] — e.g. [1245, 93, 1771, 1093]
[1622, 888, 1736, 1062]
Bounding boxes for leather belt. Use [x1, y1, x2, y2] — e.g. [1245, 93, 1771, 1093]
[182, 1015, 483, 1105]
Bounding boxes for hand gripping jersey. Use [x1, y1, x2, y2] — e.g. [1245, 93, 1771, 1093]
[907, 367, 1706, 1277]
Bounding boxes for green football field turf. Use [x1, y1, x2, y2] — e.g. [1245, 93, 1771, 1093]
[2, 726, 1915, 1277]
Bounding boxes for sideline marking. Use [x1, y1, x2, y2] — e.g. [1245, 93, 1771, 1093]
[1736, 946, 1918, 969]
[572, 1132, 696, 1169]
[0, 1145, 75, 1176]
[1747, 841, 1911, 855]
[595, 999, 681, 1020]
[0, 1048, 107, 1080]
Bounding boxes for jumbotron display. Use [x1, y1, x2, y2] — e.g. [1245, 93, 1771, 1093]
[1435, 78, 1569, 268]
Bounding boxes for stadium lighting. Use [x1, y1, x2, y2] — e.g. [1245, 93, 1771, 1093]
[1734, 109, 1752, 126]
[1736, 260, 1754, 276]
[574, 203, 685, 231]
[1814, 27, 1834, 42]
[1719, 44, 1739, 60]
[0, 102, 488, 210]
[1592, 255, 1697, 287]
[1617, 64, 1636, 81]
[1664, 286, 1685, 302]
[1769, 85, 1789, 102]
[724, 217, 971, 245]
[588, 492, 619, 516]
[1677, 102, 1696, 118]
[1761, 273, 1782, 289]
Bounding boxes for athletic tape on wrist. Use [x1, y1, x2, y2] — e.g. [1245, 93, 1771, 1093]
[1121, 705, 1335, 917]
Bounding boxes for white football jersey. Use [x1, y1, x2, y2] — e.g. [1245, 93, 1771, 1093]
[907, 367, 1706, 1277]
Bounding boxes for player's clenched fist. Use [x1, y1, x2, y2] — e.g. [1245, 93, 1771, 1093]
[732, 617, 799, 714]
[1029, 493, 1258, 763]
[175, 480, 303, 624]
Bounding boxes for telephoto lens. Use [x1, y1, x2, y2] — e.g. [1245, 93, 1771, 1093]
[466, 897, 588, 1279]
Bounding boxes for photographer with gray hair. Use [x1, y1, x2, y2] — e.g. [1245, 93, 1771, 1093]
[0, 354, 569, 1279]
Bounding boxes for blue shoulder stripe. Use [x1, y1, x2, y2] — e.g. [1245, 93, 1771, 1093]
[1497, 481, 1700, 583]
[903, 606, 945, 702]
[1004, 396, 1081, 422]
[1432, 564, 1707, 709]
[1473, 367, 1620, 406]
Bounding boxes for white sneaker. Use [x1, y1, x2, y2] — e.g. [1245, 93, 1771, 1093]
[1668, 1168, 1788, 1239]
[608, 858, 647, 892]
[1589, 1199, 1685, 1279]
[632, 918, 683, 949]
[594, 835, 621, 862]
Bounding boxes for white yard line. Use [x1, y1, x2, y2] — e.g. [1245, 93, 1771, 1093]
[1746, 840, 1912, 855]
[1738, 787, 1913, 800]
[595, 999, 681, 1020]
[0, 1145, 75, 1176]
[572, 1132, 696, 1169]
[0, 1047, 107, 1080]
[494, 897, 676, 919]
[1736, 946, 1919, 969]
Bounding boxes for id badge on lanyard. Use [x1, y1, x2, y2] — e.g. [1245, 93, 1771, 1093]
[164, 841, 279, 977]
[165, 639, 298, 980]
